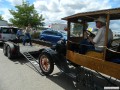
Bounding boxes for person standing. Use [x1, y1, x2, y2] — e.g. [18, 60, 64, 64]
[23, 24, 32, 46]
[16, 29, 23, 39]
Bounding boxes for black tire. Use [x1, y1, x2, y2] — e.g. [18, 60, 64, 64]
[7, 46, 13, 59]
[39, 53, 54, 75]
[3, 44, 7, 56]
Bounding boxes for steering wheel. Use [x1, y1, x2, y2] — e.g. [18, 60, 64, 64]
[85, 30, 95, 38]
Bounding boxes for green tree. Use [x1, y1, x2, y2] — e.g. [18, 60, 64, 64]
[9, 1, 45, 28]
[0, 15, 4, 20]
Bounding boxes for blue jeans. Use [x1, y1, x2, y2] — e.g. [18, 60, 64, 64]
[23, 33, 32, 45]
[79, 39, 95, 54]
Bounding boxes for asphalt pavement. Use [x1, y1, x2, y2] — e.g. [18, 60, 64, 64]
[0, 46, 78, 90]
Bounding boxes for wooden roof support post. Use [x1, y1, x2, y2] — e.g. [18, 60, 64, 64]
[67, 21, 70, 40]
[67, 21, 70, 50]
[103, 13, 110, 60]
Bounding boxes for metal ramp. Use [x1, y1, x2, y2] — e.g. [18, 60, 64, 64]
[21, 52, 43, 75]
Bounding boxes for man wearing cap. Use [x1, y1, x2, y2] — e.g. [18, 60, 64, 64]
[80, 16, 113, 53]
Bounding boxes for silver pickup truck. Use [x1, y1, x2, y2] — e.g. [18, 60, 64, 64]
[0, 26, 18, 42]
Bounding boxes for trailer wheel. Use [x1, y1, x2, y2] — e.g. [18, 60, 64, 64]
[3, 44, 7, 56]
[39, 53, 54, 75]
[7, 46, 12, 59]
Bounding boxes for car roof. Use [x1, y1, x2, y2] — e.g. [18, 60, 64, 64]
[43, 29, 59, 32]
[0, 26, 18, 28]
[42, 29, 67, 35]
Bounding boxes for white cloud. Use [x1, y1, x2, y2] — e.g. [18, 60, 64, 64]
[110, 20, 120, 32]
[0, 8, 13, 23]
[5, 0, 23, 6]
[0, 0, 22, 22]
[1, 0, 119, 27]
[33, 0, 112, 26]
[34, 1, 48, 12]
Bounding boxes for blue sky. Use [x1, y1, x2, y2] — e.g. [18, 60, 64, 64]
[0, 0, 120, 32]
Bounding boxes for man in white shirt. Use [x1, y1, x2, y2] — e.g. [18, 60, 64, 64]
[80, 16, 113, 53]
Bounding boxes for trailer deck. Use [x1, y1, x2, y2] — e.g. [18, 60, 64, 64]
[19, 44, 48, 53]
[18, 43, 49, 75]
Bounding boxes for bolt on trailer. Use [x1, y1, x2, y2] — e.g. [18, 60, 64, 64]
[38, 8, 120, 89]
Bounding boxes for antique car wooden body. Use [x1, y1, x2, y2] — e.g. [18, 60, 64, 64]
[38, 8, 120, 88]
[62, 8, 120, 80]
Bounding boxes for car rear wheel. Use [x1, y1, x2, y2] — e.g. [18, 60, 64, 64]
[39, 53, 54, 75]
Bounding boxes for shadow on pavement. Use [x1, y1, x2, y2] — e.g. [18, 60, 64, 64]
[46, 70, 120, 90]
[46, 72, 93, 90]
[46, 72, 77, 90]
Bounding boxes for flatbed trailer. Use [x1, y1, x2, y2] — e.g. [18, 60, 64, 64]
[3, 39, 51, 58]
[3, 39, 52, 74]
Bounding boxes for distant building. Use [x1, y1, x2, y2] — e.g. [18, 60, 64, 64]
[51, 23, 67, 30]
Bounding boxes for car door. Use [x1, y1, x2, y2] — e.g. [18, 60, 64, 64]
[51, 31, 62, 43]
[41, 31, 53, 42]
[45, 31, 55, 42]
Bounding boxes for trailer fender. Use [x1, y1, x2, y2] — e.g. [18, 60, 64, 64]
[4, 42, 19, 57]
[4, 42, 15, 51]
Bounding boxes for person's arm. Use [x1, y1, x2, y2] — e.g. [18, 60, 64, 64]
[84, 31, 95, 44]
[87, 36, 95, 44]
[93, 29, 102, 44]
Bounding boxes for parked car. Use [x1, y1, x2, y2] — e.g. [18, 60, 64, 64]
[0, 26, 18, 42]
[39, 29, 67, 44]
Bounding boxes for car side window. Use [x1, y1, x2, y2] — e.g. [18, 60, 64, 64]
[49, 31, 55, 35]
[52, 31, 57, 36]
[12, 28, 18, 34]
[2, 28, 11, 34]
[42, 30, 62, 36]
[43, 31, 52, 35]
[43, 31, 50, 34]
[53, 31, 61, 36]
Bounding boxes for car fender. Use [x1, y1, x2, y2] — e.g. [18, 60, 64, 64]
[40, 48, 62, 65]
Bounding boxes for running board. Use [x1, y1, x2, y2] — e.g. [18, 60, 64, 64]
[21, 52, 43, 75]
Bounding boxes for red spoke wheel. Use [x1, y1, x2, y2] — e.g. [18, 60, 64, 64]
[39, 53, 54, 76]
